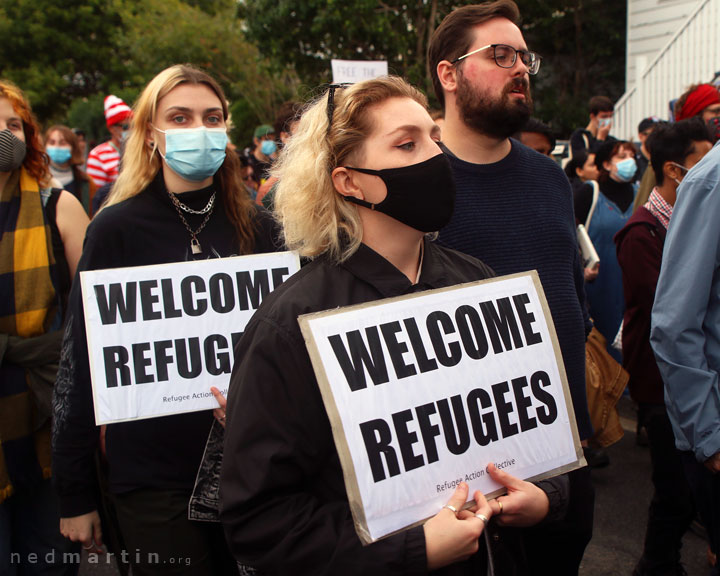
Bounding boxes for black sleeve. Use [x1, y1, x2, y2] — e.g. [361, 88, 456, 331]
[219, 316, 428, 576]
[52, 217, 123, 517]
[573, 182, 593, 226]
[589, 135, 616, 154]
[569, 130, 588, 158]
[251, 205, 284, 253]
[535, 473, 570, 524]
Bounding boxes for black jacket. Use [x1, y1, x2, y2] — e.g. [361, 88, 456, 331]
[52, 174, 279, 517]
[220, 240, 568, 576]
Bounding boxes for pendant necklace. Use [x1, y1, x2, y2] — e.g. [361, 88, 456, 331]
[168, 190, 216, 254]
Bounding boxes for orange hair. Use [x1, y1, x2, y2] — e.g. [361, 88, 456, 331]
[0, 80, 48, 183]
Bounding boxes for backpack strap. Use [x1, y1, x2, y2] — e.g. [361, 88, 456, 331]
[585, 180, 599, 229]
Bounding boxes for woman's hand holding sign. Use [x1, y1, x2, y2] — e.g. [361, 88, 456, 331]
[424, 482, 492, 571]
[487, 463, 550, 527]
[210, 387, 227, 429]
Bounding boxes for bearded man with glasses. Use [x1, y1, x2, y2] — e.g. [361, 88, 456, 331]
[429, 2, 594, 575]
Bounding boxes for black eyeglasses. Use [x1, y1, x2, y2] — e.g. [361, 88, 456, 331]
[451, 44, 542, 75]
[326, 83, 352, 135]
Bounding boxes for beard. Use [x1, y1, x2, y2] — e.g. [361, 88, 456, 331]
[456, 72, 534, 139]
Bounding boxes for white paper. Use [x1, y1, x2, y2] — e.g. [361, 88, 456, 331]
[331, 60, 388, 83]
[81, 252, 300, 424]
[300, 272, 581, 543]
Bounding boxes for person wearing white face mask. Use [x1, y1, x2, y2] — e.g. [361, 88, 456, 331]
[569, 95, 616, 158]
[574, 140, 637, 361]
[45, 125, 97, 215]
[53, 65, 279, 576]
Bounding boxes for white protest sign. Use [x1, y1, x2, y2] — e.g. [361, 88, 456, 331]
[81, 252, 301, 425]
[299, 271, 583, 544]
[331, 59, 389, 83]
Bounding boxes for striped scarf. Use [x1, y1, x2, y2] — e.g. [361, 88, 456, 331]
[0, 168, 59, 501]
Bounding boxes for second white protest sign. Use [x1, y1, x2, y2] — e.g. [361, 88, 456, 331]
[299, 271, 584, 544]
[81, 252, 300, 424]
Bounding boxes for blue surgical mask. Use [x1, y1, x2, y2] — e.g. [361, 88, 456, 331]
[155, 126, 227, 181]
[614, 157, 637, 182]
[46, 146, 72, 165]
[260, 139, 277, 156]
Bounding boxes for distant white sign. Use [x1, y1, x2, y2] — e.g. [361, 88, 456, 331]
[299, 271, 584, 544]
[331, 60, 388, 84]
[81, 252, 300, 424]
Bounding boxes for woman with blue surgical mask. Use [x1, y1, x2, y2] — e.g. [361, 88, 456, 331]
[52, 64, 279, 575]
[45, 125, 97, 215]
[573, 140, 637, 362]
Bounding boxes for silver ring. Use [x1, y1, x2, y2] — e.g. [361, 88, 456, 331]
[475, 513, 489, 525]
[443, 504, 458, 514]
[219, 415, 226, 421]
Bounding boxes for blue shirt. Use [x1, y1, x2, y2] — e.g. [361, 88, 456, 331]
[651, 142, 720, 462]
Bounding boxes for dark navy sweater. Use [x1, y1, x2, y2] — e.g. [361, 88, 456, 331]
[438, 139, 592, 439]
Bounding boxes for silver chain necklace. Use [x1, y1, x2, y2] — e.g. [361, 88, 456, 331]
[168, 191, 216, 254]
[169, 191, 216, 214]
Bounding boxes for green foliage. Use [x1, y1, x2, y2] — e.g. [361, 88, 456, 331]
[518, 0, 627, 134]
[0, 0, 126, 122]
[240, 0, 455, 92]
[242, 0, 627, 136]
[0, 0, 300, 144]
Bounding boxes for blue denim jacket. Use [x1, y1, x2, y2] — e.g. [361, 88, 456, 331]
[651, 142, 720, 462]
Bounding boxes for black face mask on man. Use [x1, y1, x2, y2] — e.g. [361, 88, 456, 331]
[0, 129, 27, 173]
[342, 153, 456, 233]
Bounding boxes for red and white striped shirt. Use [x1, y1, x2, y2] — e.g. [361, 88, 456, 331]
[86, 141, 120, 187]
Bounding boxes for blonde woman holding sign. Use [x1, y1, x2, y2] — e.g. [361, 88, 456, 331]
[220, 76, 568, 575]
[52, 65, 278, 575]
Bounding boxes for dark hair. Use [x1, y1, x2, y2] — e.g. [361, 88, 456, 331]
[273, 101, 302, 136]
[594, 140, 636, 182]
[647, 118, 711, 185]
[564, 149, 589, 181]
[428, 0, 521, 110]
[589, 96, 614, 116]
[707, 117, 720, 144]
[519, 117, 556, 151]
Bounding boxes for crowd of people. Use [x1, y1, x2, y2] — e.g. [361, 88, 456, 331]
[1, 0, 719, 575]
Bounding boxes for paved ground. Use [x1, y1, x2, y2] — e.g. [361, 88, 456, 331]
[79, 397, 713, 576]
[580, 397, 710, 576]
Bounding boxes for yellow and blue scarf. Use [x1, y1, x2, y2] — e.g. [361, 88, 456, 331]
[0, 168, 59, 501]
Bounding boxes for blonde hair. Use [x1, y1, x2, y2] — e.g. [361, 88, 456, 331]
[106, 64, 257, 254]
[273, 76, 427, 262]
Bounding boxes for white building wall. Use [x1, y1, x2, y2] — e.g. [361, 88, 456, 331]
[626, 0, 700, 91]
[614, 0, 719, 140]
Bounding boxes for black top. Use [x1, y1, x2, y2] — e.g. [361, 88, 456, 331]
[52, 173, 280, 517]
[574, 178, 635, 226]
[569, 128, 616, 158]
[220, 240, 568, 575]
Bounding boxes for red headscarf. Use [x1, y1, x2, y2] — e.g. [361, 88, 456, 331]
[675, 84, 720, 121]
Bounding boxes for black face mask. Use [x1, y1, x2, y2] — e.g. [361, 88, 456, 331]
[343, 153, 456, 232]
[0, 129, 27, 173]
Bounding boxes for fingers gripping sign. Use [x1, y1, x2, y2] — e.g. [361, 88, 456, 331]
[60, 510, 103, 554]
[486, 463, 550, 527]
[424, 482, 492, 571]
[210, 386, 227, 428]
